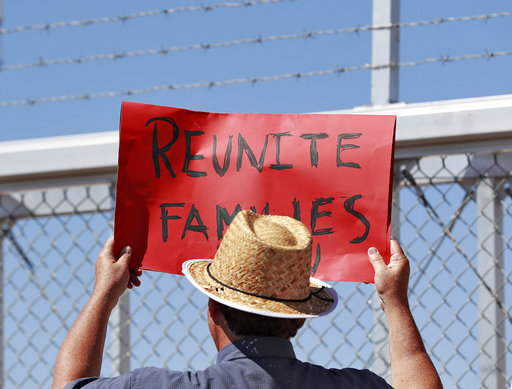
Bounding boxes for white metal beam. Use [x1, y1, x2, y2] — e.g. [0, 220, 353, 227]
[331, 94, 512, 158]
[1, 95, 512, 193]
[0, 131, 118, 192]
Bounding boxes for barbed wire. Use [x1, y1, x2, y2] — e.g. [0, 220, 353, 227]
[1, 11, 510, 73]
[1, 49, 510, 108]
[0, 0, 294, 35]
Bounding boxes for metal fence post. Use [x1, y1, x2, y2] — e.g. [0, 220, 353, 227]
[476, 178, 506, 389]
[0, 228, 4, 388]
[371, 0, 400, 105]
[108, 183, 131, 375]
[371, 0, 399, 377]
[109, 292, 131, 375]
[372, 175, 400, 380]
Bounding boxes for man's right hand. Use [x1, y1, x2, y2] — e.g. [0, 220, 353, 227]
[52, 238, 142, 389]
[93, 237, 142, 311]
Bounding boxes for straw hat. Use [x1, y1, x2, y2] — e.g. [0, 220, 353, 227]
[182, 210, 337, 318]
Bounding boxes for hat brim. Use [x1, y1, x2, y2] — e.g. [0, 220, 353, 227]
[183, 259, 338, 319]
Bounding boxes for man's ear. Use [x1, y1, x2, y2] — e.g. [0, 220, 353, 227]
[208, 298, 223, 323]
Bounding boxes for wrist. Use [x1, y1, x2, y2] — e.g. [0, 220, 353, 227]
[381, 297, 410, 315]
[90, 289, 119, 313]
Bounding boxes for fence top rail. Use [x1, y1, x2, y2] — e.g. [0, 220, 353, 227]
[1, 94, 511, 192]
[325, 93, 512, 158]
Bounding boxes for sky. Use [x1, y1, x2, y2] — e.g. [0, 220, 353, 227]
[0, 0, 511, 142]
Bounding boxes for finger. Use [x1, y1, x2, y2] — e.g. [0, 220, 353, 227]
[129, 270, 142, 287]
[390, 240, 406, 263]
[128, 268, 142, 288]
[131, 268, 143, 277]
[101, 236, 115, 256]
[97, 237, 116, 266]
[129, 267, 141, 277]
[390, 239, 404, 256]
[368, 247, 387, 272]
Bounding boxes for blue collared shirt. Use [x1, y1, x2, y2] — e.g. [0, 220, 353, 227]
[65, 337, 392, 388]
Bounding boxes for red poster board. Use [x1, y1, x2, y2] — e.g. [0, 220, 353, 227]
[114, 102, 396, 282]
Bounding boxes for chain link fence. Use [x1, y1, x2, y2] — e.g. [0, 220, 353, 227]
[0, 149, 511, 388]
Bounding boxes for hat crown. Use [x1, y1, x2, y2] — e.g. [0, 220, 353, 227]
[252, 217, 297, 247]
[210, 210, 312, 301]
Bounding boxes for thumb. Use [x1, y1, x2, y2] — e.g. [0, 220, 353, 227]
[368, 247, 386, 272]
[115, 246, 132, 268]
[389, 240, 407, 263]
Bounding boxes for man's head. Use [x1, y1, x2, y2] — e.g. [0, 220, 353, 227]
[206, 298, 306, 350]
[214, 299, 305, 338]
[183, 210, 337, 319]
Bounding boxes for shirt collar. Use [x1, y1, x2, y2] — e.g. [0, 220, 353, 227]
[217, 337, 296, 363]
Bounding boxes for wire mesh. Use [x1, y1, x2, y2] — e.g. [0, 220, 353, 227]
[0, 150, 511, 388]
